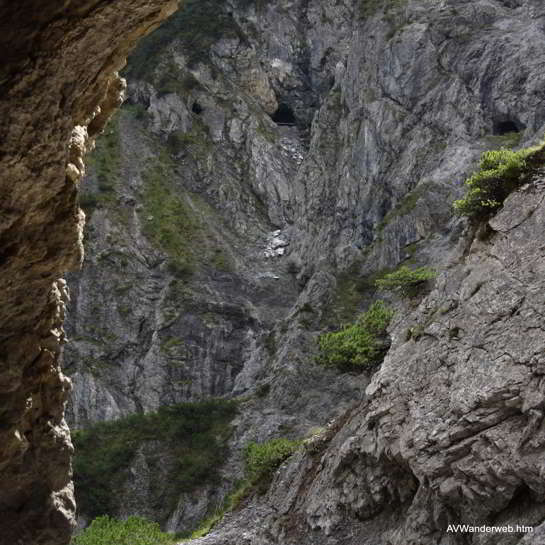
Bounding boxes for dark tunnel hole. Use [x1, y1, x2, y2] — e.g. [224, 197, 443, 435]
[192, 102, 203, 115]
[271, 103, 297, 126]
[494, 119, 521, 135]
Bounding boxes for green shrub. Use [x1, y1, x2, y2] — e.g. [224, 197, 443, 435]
[124, 103, 148, 121]
[377, 181, 434, 232]
[73, 399, 238, 518]
[375, 266, 437, 297]
[179, 439, 299, 540]
[485, 131, 522, 150]
[317, 301, 394, 371]
[72, 516, 174, 545]
[453, 141, 544, 219]
[244, 438, 301, 486]
[156, 71, 202, 98]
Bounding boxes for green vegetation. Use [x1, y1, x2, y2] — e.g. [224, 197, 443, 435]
[453, 141, 545, 219]
[141, 160, 199, 276]
[375, 265, 437, 297]
[138, 149, 231, 275]
[264, 331, 276, 355]
[244, 438, 301, 488]
[485, 131, 522, 150]
[73, 399, 238, 518]
[317, 301, 394, 371]
[179, 480, 252, 541]
[157, 69, 203, 98]
[124, 103, 149, 122]
[124, 0, 244, 82]
[327, 268, 378, 325]
[79, 192, 99, 212]
[71, 516, 175, 545]
[179, 438, 300, 540]
[377, 181, 434, 232]
[167, 130, 196, 155]
[92, 114, 121, 192]
[166, 128, 211, 156]
[160, 336, 184, 352]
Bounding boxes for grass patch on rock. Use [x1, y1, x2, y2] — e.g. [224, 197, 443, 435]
[139, 151, 232, 275]
[178, 479, 253, 541]
[71, 515, 175, 545]
[377, 181, 434, 232]
[244, 438, 301, 488]
[140, 160, 199, 276]
[125, 0, 244, 82]
[73, 399, 238, 519]
[178, 437, 301, 540]
[80, 112, 122, 213]
[485, 131, 522, 150]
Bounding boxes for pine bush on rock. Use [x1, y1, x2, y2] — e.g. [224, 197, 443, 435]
[244, 438, 301, 486]
[73, 399, 238, 518]
[453, 141, 545, 219]
[375, 266, 437, 297]
[317, 301, 394, 371]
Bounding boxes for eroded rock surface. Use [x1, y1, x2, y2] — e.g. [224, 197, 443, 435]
[192, 175, 545, 545]
[7, 0, 545, 542]
[93, 0, 545, 543]
[0, 1, 176, 543]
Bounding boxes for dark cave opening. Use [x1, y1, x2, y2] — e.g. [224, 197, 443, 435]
[494, 119, 520, 135]
[270, 103, 296, 126]
[192, 102, 203, 115]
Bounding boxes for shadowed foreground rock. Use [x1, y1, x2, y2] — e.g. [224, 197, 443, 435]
[0, 1, 177, 544]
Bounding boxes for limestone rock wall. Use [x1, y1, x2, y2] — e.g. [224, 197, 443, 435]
[63, 1, 364, 529]
[0, 1, 176, 544]
[195, 173, 545, 545]
[5, 0, 545, 543]
[146, 0, 545, 543]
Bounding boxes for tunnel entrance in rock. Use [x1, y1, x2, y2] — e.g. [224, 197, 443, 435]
[494, 120, 520, 135]
[192, 102, 203, 115]
[270, 103, 296, 126]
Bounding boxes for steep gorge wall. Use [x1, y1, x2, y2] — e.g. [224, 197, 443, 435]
[5, 0, 545, 543]
[64, 0, 364, 530]
[0, 1, 177, 543]
[167, 0, 545, 544]
[65, 0, 545, 541]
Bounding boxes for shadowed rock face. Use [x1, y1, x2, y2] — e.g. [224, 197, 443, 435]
[0, 1, 177, 543]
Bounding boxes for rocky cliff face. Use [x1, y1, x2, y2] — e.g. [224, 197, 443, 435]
[0, 1, 177, 544]
[64, 0, 545, 542]
[64, 0, 363, 530]
[197, 179, 545, 545]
